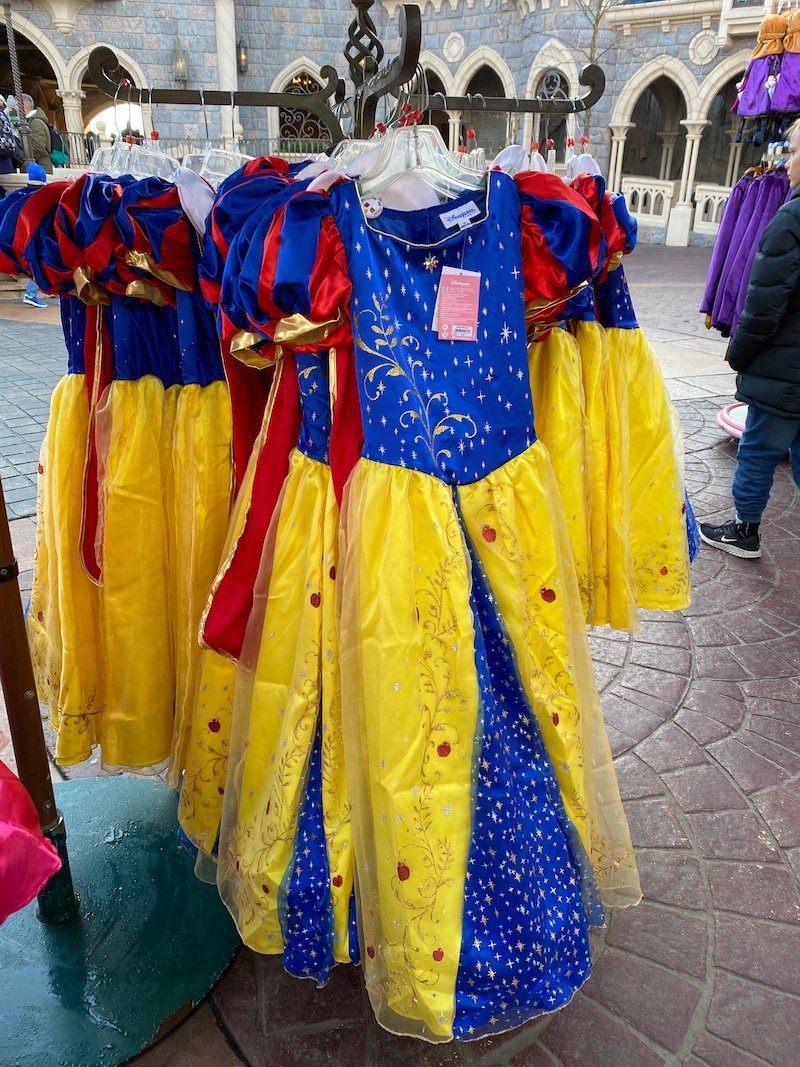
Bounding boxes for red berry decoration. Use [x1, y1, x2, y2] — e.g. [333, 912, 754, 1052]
[482, 524, 497, 543]
[218, 786, 224, 795]
[329, 566, 336, 580]
[208, 717, 221, 733]
[681, 503, 686, 514]
[367, 945, 375, 958]
[332, 874, 343, 887]
[37, 611, 44, 622]
[540, 588, 556, 603]
[467, 127, 476, 139]
[437, 741, 451, 758]
[397, 861, 410, 882]
[310, 592, 321, 607]
[660, 566, 669, 576]
[262, 883, 269, 894]
[433, 948, 444, 962]
[37, 463, 44, 474]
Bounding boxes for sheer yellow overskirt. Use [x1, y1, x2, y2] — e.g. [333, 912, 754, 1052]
[217, 451, 353, 962]
[528, 327, 592, 616]
[459, 442, 640, 907]
[339, 459, 480, 1041]
[94, 376, 176, 772]
[27, 374, 104, 765]
[166, 381, 233, 787]
[179, 376, 282, 861]
[610, 327, 691, 612]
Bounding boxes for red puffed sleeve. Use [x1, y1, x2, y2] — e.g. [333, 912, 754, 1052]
[515, 171, 604, 320]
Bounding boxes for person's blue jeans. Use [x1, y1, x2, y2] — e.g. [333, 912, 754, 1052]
[24, 279, 37, 299]
[732, 403, 800, 523]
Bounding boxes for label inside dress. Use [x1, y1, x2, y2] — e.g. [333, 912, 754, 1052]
[439, 201, 481, 230]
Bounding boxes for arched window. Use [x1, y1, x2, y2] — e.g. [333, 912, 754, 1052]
[534, 68, 569, 159]
[279, 70, 331, 154]
[462, 64, 506, 155]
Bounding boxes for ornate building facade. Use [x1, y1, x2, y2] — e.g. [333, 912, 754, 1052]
[1, 0, 772, 243]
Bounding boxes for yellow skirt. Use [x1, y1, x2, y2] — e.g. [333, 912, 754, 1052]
[166, 381, 233, 788]
[217, 450, 354, 968]
[608, 327, 691, 612]
[528, 327, 592, 617]
[338, 448, 639, 1042]
[27, 374, 103, 765]
[94, 376, 177, 772]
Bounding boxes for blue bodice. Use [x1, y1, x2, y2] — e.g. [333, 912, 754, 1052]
[330, 173, 535, 484]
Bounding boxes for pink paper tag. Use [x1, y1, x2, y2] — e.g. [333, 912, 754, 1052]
[434, 267, 481, 342]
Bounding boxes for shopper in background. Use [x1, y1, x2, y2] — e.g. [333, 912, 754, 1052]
[700, 116, 800, 558]
[20, 93, 53, 174]
[21, 163, 49, 307]
[0, 96, 18, 177]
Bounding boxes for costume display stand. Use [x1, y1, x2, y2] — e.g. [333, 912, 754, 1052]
[0, 3, 609, 1062]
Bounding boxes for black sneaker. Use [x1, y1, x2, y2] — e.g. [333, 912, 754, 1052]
[699, 519, 761, 559]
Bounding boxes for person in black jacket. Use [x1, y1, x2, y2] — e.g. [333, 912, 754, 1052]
[700, 121, 800, 558]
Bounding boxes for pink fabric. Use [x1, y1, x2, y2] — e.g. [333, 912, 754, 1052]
[0, 760, 61, 924]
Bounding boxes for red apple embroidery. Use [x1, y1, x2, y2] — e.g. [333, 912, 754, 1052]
[367, 945, 375, 958]
[310, 592, 321, 607]
[540, 588, 556, 603]
[37, 611, 44, 622]
[552, 712, 559, 726]
[37, 464, 44, 475]
[433, 948, 444, 962]
[329, 566, 336, 580]
[482, 525, 497, 543]
[660, 566, 669, 576]
[397, 861, 410, 882]
[208, 718, 221, 733]
[332, 874, 343, 887]
[437, 741, 451, 758]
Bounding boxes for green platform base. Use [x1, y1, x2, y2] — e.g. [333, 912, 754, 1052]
[0, 777, 239, 1067]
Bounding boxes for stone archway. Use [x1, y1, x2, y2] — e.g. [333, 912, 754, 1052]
[524, 38, 580, 153]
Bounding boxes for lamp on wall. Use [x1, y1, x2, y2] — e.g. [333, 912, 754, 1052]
[237, 38, 248, 76]
[172, 37, 188, 84]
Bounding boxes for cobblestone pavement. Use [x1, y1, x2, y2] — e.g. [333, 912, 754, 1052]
[1, 246, 798, 1066]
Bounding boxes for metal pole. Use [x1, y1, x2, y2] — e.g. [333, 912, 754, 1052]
[2, 0, 33, 164]
[0, 475, 79, 922]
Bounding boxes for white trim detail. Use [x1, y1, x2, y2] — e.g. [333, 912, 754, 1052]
[452, 45, 516, 98]
[9, 12, 68, 91]
[522, 39, 579, 152]
[420, 50, 455, 95]
[611, 55, 702, 125]
[695, 50, 751, 121]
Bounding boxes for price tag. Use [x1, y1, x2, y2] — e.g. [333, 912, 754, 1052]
[432, 266, 481, 342]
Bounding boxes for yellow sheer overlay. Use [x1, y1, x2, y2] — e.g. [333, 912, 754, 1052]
[93, 376, 176, 772]
[179, 371, 282, 857]
[217, 452, 353, 960]
[459, 443, 640, 909]
[338, 459, 480, 1041]
[611, 328, 691, 611]
[27, 374, 104, 764]
[528, 328, 592, 616]
[166, 381, 233, 787]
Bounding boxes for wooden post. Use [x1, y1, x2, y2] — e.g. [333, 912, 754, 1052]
[0, 476, 79, 922]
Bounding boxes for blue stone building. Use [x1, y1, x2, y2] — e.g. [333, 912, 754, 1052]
[1, 0, 771, 243]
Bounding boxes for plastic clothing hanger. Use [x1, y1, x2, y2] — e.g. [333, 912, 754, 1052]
[357, 122, 486, 200]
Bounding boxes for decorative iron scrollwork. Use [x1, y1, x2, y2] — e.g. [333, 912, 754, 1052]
[345, 0, 385, 87]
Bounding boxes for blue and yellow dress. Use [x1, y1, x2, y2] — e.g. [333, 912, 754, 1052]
[217, 172, 640, 1042]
